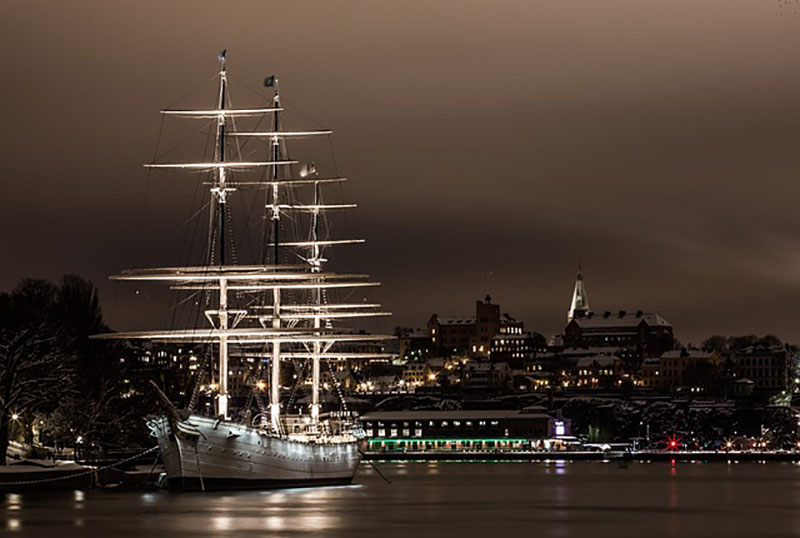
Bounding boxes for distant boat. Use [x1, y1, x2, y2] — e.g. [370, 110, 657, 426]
[97, 52, 392, 491]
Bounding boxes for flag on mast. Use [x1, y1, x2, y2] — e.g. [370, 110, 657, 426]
[300, 162, 317, 178]
[264, 75, 276, 88]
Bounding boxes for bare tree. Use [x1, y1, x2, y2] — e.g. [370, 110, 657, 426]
[0, 327, 73, 463]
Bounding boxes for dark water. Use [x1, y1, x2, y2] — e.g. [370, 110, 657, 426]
[5, 461, 800, 537]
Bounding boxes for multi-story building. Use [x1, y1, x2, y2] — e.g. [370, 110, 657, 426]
[428, 295, 524, 357]
[462, 360, 512, 392]
[575, 356, 620, 388]
[640, 349, 722, 392]
[402, 362, 427, 387]
[563, 266, 674, 357]
[564, 310, 674, 357]
[119, 342, 202, 402]
[640, 358, 660, 389]
[489, 332, 547, 365]
[395, 327, 434, 361]
[731, 345, 790, 396]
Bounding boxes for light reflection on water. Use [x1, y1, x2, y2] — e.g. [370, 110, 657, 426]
[4, 462, 800, 537]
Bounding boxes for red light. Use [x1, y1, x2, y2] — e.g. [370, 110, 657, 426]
[666, 434, 681, 452]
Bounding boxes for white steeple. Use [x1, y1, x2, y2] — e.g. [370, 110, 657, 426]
[567, 263, 590, 322]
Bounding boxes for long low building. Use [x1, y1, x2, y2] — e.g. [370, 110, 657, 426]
[361, 409, 569, 452]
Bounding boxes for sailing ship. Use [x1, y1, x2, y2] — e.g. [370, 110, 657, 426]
[98, 52, 392, 490]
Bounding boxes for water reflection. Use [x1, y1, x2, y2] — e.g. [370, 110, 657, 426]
[5, 463, 800, 537]
[6, 493, 21, 511]
[555, 460, 566, 475]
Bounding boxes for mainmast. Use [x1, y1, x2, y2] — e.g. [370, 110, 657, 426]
[214, 50, 231, 419]
[268, 78, 282, 433]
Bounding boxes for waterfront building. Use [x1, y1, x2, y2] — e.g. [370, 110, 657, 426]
[361, 409, 567, 452]
[428, 296, 524, 357]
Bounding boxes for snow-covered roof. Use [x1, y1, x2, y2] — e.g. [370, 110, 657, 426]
[361, 409, 553, 421]
[436, 317, 476, 326]
[465, 361, 511, 371]
[571, 311, 671, 329]
[491, 332, 537, 341]
[661, 349, 715, 359]
[576, 356, 618, 368]
[560, 346, 622, 357]
[402, 328, 430, 338]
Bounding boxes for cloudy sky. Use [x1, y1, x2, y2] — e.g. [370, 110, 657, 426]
[2, 1, 800, 344]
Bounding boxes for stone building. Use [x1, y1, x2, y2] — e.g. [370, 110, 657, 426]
[428, 295, 524, 357]
[731, 345, 790, 396]
[562, 267, 674, 357]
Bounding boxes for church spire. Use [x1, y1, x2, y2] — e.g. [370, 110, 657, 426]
[567, 263, 590, 322]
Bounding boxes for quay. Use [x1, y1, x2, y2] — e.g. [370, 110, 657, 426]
[364, 450, 800, 463]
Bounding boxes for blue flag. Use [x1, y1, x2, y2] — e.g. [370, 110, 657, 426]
[264, 75, 276, 88]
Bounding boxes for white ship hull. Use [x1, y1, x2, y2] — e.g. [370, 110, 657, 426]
[150, 415, 362, 491]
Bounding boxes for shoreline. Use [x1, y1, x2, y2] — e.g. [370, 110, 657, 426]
[363, 450, 800, 463]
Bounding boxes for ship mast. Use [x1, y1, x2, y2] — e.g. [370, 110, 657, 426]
[310, 178, 322, 429]
[269, 80, 282, 433]
[100, 55, 397, 437]
[214, 51, 231, 419]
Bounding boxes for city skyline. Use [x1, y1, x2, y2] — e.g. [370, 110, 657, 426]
[3, 1, 800, 345]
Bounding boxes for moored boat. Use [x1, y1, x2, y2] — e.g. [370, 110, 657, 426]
[96, 51, 391, 490]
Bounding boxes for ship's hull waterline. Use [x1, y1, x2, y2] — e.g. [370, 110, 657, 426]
[150, 415, 362, 491]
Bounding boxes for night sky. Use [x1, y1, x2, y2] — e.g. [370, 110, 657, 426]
[3, 1, 800, 345]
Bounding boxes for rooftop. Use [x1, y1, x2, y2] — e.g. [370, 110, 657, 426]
[361, 409, 553, 421]
[576, 356, 618, 367]
[661, 349, 717, 359]
[435, 317, 476, 326]
[570, 310, 671, 329]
